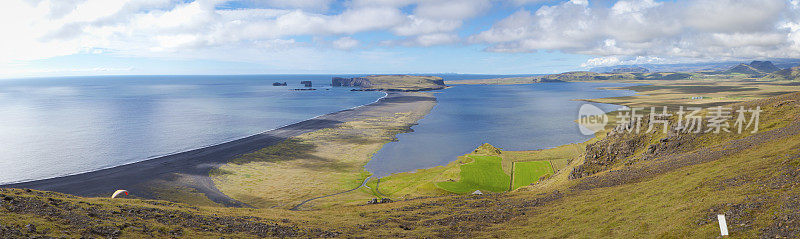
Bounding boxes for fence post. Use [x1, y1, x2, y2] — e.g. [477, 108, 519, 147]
[509, 162, 515, 191]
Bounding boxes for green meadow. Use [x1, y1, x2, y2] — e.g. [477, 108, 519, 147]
[435, 155, 510, 194]
[511, 161, 553, 190]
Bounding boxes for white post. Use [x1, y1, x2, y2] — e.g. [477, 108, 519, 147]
[718, 214, 729, 236]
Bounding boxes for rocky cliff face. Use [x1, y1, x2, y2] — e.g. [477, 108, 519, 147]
[569, 131, 647, 179]
[569, 116, 698, 180]
[332, 77, 373, 87]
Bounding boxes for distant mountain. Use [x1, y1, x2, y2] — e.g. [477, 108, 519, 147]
[723, 61, 781, 75]
[609, 66, 649, 73]
[590, 59, 800, 73]
[726, 63, 763, 75]
[749, 61, 781, 73]
[765, 66, 800, 81]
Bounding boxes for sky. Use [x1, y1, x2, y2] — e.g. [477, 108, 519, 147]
[1, 0, 800, 78]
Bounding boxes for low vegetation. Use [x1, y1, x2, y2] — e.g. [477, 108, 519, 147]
[511, 161, 552, 190]
[436, 155, 510, 194]
[212, 92, 436, 209]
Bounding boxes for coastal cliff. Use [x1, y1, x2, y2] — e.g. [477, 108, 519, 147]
[332, 75, 445, 91]
[332, 77, 373, 87]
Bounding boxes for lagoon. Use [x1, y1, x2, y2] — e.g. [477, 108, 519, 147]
[366, 82, 637, 177]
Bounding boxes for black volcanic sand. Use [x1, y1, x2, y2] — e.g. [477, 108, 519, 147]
[3, 92, 436, 207]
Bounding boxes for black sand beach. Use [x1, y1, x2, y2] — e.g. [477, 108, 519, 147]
[3, 92, 436, 207]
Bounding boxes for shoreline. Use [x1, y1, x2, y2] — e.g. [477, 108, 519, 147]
[2, 91, 423, 207]
[0, 91, 389, 186]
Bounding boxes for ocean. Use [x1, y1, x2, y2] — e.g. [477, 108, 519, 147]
[0, 75, 635, 184]
[0, 74, 531, 184]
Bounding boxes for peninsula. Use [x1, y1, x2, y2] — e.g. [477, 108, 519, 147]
[332, 75, 446, 91]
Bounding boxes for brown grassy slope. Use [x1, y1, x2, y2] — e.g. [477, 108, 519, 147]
[581, 80, 800, 108]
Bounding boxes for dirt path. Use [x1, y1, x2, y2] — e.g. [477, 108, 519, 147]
[290, 177, 372, 211]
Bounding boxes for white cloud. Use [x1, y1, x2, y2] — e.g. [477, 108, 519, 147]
[0, 0, 495, 64]
[259, 0, 335, 11]
[414, 0, 490, 20]
[407, 33, 459, 46]
[471, 0, 800, 66]
[392, 16, 462, 36]
[582, 56, 664, 67]
[332, 36, 359, 50]
[4, 0, 800, 73]
[684, 0, 786, 32]
[0, 0, 418, 63]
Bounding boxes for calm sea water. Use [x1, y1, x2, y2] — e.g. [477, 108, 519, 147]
[0, 75, 387, 184]
[0, 74, 533, 184]
[366, 82, 638, 177]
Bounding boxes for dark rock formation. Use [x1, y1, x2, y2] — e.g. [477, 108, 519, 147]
[367, 198, 394, 204]
[473, 143, 502, 155]
[332, 77, 373, 87]
[569, 132, 647, 179]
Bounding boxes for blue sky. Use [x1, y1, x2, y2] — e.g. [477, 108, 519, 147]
[1, 0, 799, 78]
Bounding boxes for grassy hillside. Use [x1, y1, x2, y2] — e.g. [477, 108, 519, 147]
[362, 75, 446, 91]
[511, 161, 552, 190]
[765, 66, 800, 81]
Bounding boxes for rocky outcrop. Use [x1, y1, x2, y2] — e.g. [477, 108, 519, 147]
[332, 77, 373, 87]
[473, 143, 502, 155]
[366, 198, 393, 204]
[569, 132, 647, 179]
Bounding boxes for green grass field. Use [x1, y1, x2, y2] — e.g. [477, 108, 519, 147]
[511, 161, 553, 190]
[436, 155, 511, 194]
